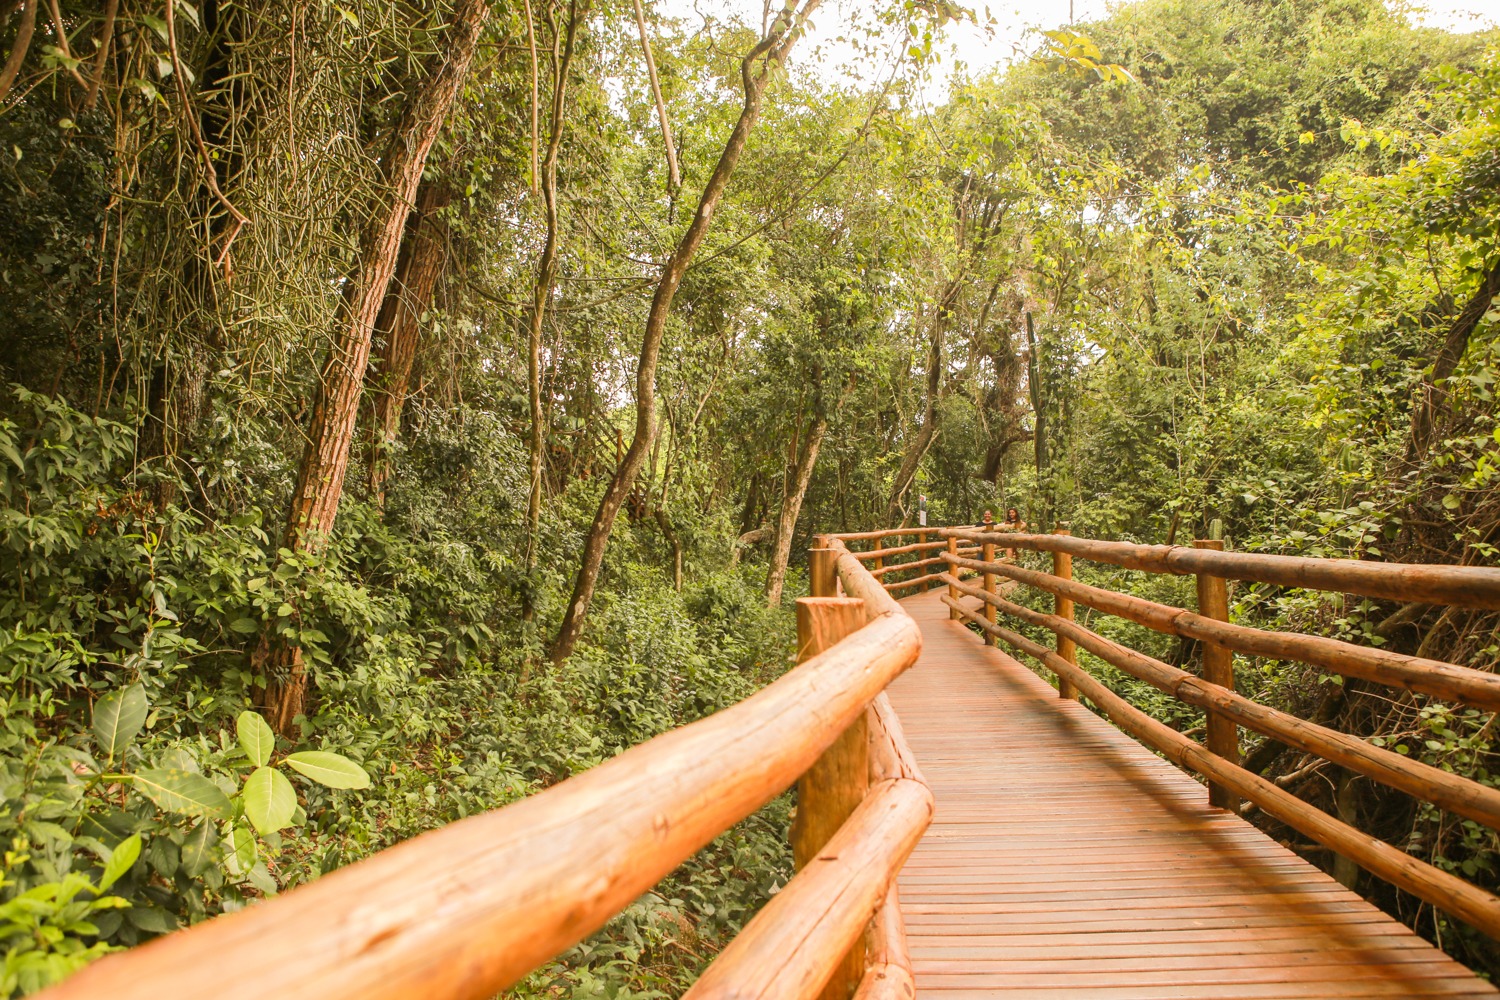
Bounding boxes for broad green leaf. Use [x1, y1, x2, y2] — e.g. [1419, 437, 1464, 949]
[242, 766, 297, 834]
[181, 821, 217, 877]
[93, 685, 148, 758]
[285, 751, 371, 790]
[236, 711, 275, 767]
[226, 821, 257, 874]
[100, 833, 141, 891]
[133, 768, 232, 819]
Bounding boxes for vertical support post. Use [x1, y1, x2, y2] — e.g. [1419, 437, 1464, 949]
[981, 538, 996, 645]
[791, 596, 868, 1000]
[915, 529, 927, 593]
[1194, 538, 1239, 812]
[946, 535, 960, 618]
[810, 546, 838, 599]
[1053, 526, 1078, 700]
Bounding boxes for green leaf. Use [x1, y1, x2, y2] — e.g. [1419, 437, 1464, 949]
[242, 766, 297, 834]
[133, 768, 233, 819]
[181, 821, 217, 876]
[100, 834, 141, 890]
[227, 821, 257, 874]
[236, 711, 275, 767]
[285, 751, 371, 790]
[93, 685, 149, 758]
[229, 617, 259, 635]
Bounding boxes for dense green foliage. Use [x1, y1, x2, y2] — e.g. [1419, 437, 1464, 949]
[3, 0, 1500, 991]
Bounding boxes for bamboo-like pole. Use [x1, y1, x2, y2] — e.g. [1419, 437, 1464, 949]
[940, 594, 1500, 941]
[1053, 527, 1078, 699]
[942, 551, 1500, 712]
[940, 529, 1500, 611]
[1194, 539, 1239, 812]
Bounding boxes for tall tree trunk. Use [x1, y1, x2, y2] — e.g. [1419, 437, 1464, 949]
[367, 181, 450, 506]
[1025, 310, 1048, 480]
[523, 0, 580, 620]
[765, 412, 828, 607]
[258, 0, 489, 736]
[550, 0, 822, 663]
[885, 304, 948, 522]
[1406, 261, 1500, 463]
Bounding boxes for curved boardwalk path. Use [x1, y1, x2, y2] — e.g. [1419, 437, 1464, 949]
[887, 588, 1499, 998]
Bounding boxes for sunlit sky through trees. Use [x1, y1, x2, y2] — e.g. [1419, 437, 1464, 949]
[663, 0, 1498, 101]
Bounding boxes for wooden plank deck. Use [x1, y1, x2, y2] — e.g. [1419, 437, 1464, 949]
[887, 588, 1499, 998]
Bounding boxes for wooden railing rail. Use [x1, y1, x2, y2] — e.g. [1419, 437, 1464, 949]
[941, 528, 1500, 610]
[943, 551, 1500, 711]
[923, 528, 1500, 942]
[45, 547, 928, 1000]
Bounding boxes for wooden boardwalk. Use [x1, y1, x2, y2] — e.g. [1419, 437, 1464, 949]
[887, 588, 1499, 998]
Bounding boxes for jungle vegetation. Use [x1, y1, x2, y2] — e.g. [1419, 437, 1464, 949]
[2, 0, 1499, 991]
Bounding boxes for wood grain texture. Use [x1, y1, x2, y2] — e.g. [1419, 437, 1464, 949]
[887, 589, 1497, 998]
[685, 778, 933, 1000]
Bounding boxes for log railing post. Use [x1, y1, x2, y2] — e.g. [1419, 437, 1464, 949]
[1054, 526, 1079, 699]
[810, 544, 839, 599]
[947, 536, 960, 618]
[791, 596, 869, 1000]
[1194, 538, 1239, 812]
[981, 538, 997, 645]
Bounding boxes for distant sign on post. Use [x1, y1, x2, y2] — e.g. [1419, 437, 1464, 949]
[918, 494, 927, 527]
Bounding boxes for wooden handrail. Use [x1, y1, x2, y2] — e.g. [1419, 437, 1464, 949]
[941, 573, 1500, 829]
[683, 778, 932, 1000]
[941, 594, 1500, 940]
[853, 539, 947, 561]
[869, 547, 977, 578]
[46, 555, 924, 1000]
[913, 518, 1500, 943]
[942, 528, 1500, 610]
[943, 551, 1500, 711]
[830, 527, 933, 542]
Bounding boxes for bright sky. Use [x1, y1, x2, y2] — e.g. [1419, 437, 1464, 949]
[667, 0, 1499, 100]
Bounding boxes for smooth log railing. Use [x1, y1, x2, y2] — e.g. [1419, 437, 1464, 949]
[831, 523, 1500, 941]
[42, 542, 932, 1000]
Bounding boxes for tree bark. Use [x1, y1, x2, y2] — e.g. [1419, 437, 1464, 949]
[885, 301, 948, 522]
[1025, 310, 1048, 478]
[258, 0, 489, 735]
[765, 412, 829, 607]
[550, 0, 822, 663]
[367, 181, 450, 506]
[523, 0, 580, 619]
[1406, 261, 1500, 463]
[0, 0, 36, 103]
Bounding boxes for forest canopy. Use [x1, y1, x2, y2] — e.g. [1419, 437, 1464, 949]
[2, 0, 1500, 992]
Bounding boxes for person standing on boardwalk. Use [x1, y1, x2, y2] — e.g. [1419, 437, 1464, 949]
[1001, 506, 1025, 561]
